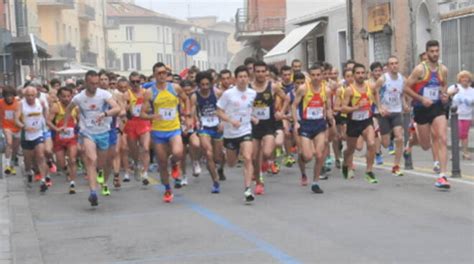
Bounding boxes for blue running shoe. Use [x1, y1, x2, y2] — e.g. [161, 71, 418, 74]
[375, 153, 384, 165]
[211, 182, 220, 193]
[88, 192, 98, 206]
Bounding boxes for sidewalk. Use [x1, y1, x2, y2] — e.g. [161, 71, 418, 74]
[0, 177, 11, 264]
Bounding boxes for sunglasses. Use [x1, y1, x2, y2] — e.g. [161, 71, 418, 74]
[156, 71, 167, 75]
[131, 80, 141, 84]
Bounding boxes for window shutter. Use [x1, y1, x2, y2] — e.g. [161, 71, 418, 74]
[136, 53, 141, 71]
[123, 53, 129, 71]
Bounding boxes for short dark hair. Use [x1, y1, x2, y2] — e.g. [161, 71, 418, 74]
[139, 74, 147, 80]
[57, 86, 73, 96]
[2, 85, 16, 97]
[418, 52, 426, 61]
[280, 65, 292, 73]
[65, 83, 76, 90]
[180, 80, 193, 88]
[343, 68, 352, 77]
[234, 65, 249, 77]
[189, 65, 200, 74]
[129, 71, 140, 80]
[291, 59, 301, 66]
[50, 78, 60, 87]
[98, 69, 108, 77]
[244, 57, 256, 66]
[293, 72, 306, 81]
[344, 60, 356, 69]
[219, 69, 232, 77]
[76, 79, 84, 86]
[352, 63, 366, 74]
[152, 62, 166, 73]
[309, 64, 323, 72]
[196, 71, 213, 85]
[370, 62, 383, 72]
[253, 60, 267, 70]
[426, 40, 439, 51]
[268, 65, 279, 76]
[85, 70, 98, 81]
[323, 62, 333, 71]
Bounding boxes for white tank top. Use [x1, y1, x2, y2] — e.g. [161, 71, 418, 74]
[381, 72, 404, 113]
[21, 98, 45, 140]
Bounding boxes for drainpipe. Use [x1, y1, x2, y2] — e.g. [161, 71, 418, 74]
[347, 0, 354, 59]
[408, 0, 416, 71]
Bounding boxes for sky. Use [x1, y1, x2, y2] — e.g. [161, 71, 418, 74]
[134, 0, 243, 22]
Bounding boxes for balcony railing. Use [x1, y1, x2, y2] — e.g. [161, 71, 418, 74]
[37, 0, 74, 9]
[50, 44, 76, 60]
[81, 51, 97, 66]
[79, 3, 95, 21]
[235, 8, 285, 35]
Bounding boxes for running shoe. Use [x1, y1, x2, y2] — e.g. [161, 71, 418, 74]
[34, 173, 42, 182]
[218, 168, 226, 181]
[171, 164, 181, 179]
[301, 174, 308, 186]
[255, 183, 265, 195]
[97, 169, 105, 185]
[123, 174, 130, 182]
[325, 156, 333, 168]
[271, 162, 280, 174]
[181, 176, 188, 186]
[10, 166, 16, 175]
[433, 161, 441, 174]
[244, 188, 255, 203]
[319, 173, 328, 180]
[403, 150, 411, 161]
[69, 183, 76, 194]
[45, 176, 53, 187]
[88, 192, 98, 206]
[364, 172, 379, 184]
[101, 185, 111, 196]
[192, 161, 201, 177]
[348, 169, 355, 179]
[435, 176, 450, 189]
[174, 178, 183, 189]
[375, 153, 384, 165]
[388, 143, 395, 155]
[392, 165, 404, 177]
[77, 160, 84, 173]
[311, 183, 323, 194]
[283, 155, 296, 167]
[163, 190, 174, 203]
[113, 176, 121, 188]
[4, 166, 12, 175]
[335, 159, 341, 169]
[290, 146, 297, 154]
[40, 181, 48, 193]
[27, 174, 33, 183]
[342, 165, 349, 179]
[48, 161, 57, 174]
[275, 147, 283, 158]
[211, 182, 220, 194]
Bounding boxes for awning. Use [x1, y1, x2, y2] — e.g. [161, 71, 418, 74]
[227, 45, 259, 70]
[264, 21, 322, 60]
[6, 34, 50, 59]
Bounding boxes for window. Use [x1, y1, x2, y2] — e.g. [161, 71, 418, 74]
[123, 53, 141, 71]
[157, 53, 163, 63]
[157, 26, 162, 42]
[126, 26, 134, 41]
[316, 36, 325, 62]
[164, 28, 169, 43]
[338, 31, 348, 71]
[165, 54, 172, 65]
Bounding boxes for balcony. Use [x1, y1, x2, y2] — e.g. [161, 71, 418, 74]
[81, 51, 97, 66]
[234, 8, 285, 41]
[79, 3, 95, 21]
[49, 44, 76, 60]
[37, 0, 74, 9]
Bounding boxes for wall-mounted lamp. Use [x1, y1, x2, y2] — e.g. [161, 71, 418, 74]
[383, 23, 393, 35]
[359, 28, 369, 40]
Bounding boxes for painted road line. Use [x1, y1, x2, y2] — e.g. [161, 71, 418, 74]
[153, 185, 301, 264]
[353, 161, 474, 186]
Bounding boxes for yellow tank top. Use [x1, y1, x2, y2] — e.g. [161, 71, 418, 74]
[128, 88, 145, 118]
[54, 102, 77, 125]
[338, 87, 347, 118]
[350, 82, 373, 107]
[151, 83, 180, 131]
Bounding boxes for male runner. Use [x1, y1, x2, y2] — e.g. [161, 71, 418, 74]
[0, 86, 20, 175]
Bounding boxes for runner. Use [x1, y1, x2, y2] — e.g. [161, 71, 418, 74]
[140, 62, 192, 203]
[341, 63, 378, 183]
[47, 87, 79, 194]
[251, 61, 288, 194]
[216, 65, 257, 203]
[292, 64, 332, 193]
[374, 56, 409, 176]
[280, 65, 297, 167]
[15, 86, 50, 192]
[404, 40, 450, 189]
[217, 69, 233, 92]
[0, 86, 20, 176]
[123, 72, 151, 184]
[244, 57, 256, 82]
[191, 71, 224, 193]
[116, 77, 132, 182]
[369, 62, 385, 165]
[63, 70, 120, 206]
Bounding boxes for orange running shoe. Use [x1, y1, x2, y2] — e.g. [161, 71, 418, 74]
[34, 173, 42, 182]
[255, 183, 265, 195]
[163, 190, 174, 203]
[171, 164, 180, 180]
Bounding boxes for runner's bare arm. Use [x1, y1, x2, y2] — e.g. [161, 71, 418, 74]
[104, 97, 120, 117]
[274, 84, 289, 120]
[14, 103, 24, 129]
[325, 86, 334, 120]
[333, 88, 343, 113]
[62, 101, 77, 130]
[140, 90, 156, 120]
[341, 87, 357, 114]
[175, 84, 192, 127]
[373, 76, 385, 114]
[291, 84, 305, 127]
[404, 65, 425, 102]
[190, 93, 197, 120]
[46, 103, 60, 132]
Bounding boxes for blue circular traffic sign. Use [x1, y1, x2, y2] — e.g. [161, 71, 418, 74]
[182, 38, 201, 56]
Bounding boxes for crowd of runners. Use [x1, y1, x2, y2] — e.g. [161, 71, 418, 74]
[0, 39, 473, 206]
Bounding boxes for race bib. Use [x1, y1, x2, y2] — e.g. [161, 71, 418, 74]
[253, 107, 270, 120]
[132, 104, 142, 117]
[159, 108, 176, 121]
[352, 110, 369, 121]
[306, 107, 323, 120]
[423, 86, 439, 101]
[202, 115, 219, 127]
[4, 110, 14, 120]
[59, 127, 75, 139]
[85, 117, 103, 128]
[25, 116, 41, 129]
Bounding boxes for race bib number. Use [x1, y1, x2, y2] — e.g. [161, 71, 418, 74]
[202, 115, 219, 127]
[59, 128, 75, 139]
[4, 110, 14, 120]
[132, 104, 142, 117]
[306, 107, 323, 120]
[85, 117, 103, 128]
[253, 107, 270, 120]
[352, 110, 369, 121]
[25, 116, 41, 129]
[423, 86, 439, 101]
[159, 108, 176, 121]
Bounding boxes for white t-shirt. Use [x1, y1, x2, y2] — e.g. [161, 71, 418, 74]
[216, 86, 256, 138]
[450, 84, 474, 120]
[72, 88, 113, 134]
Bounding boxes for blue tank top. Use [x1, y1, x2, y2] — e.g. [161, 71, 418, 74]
[196, 89, 219, 129]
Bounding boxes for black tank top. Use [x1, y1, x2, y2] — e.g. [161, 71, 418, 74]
[253, 81, 274, 126]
